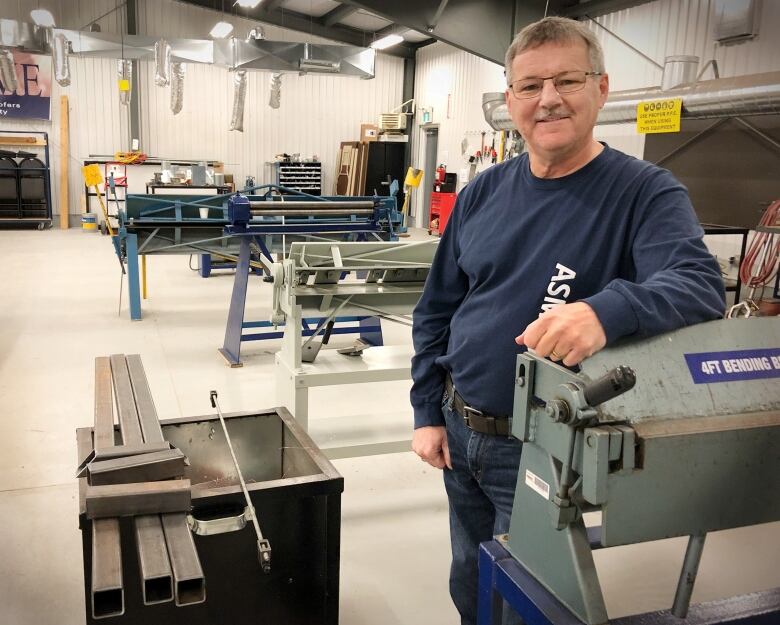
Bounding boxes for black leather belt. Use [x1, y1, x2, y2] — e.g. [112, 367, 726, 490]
[445, 374, 513, 437]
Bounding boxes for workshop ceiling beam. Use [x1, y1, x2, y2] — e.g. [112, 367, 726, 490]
[320, 4, 359, 27]
[561, 0, 657, 19]
[175, 0, 415, 58]
[262, 0, 288, 12]
[337, 0, 571, 64]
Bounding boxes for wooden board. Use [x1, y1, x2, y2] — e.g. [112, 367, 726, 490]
[0, 136, 46, 146]
[336, 142, 359, 195]
[59, 95, 69, 229]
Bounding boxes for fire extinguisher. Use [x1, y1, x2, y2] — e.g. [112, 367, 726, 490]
[435, 164, 446, 187]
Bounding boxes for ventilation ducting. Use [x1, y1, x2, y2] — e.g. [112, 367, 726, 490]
[484, 71, 780, 130]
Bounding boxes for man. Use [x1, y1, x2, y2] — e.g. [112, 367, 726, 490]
[410, 16, 725, 625]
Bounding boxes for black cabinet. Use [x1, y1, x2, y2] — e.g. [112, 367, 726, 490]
[362, 142, 405, 207]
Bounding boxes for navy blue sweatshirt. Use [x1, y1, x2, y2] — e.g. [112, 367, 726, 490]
[411, 144, 726, 428]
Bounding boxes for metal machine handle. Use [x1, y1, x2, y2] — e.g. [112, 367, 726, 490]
[583, 365, 636, 407]
[187, 506, 253, 536]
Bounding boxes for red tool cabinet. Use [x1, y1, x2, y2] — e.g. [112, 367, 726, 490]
[429, 192, 457, 236]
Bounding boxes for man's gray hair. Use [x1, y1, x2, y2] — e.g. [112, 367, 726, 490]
[505, 16, 605, 84]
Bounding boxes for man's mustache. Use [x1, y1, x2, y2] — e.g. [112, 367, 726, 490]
[535, 107, 573, 122]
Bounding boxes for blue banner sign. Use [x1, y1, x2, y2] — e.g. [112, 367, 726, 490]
[685, 348, 780, 384]
[0, 52, 52, 121]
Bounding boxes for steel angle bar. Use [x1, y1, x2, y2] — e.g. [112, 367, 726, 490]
[125, 354, 165, 443]
[79, 442, 174, 477]
[91, 357, 124, 618]
[94, 357, 116, 452]
[136, 227, 161, 253]
[92, 518, 124, 619]
[109, 354, 143, 445]
[134, 515, 173, 605]
[88, 448, 188, 486]
[94, 441, 172, 461]
[161, 513, 206, 606]
[86, 479, 192, 519]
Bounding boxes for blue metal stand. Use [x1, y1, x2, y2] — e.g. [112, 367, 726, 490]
[118, 231, 142, 321]
[199, 253, 264, 278]
[219, 237, 253, 366]
[478, 540, 780, 625]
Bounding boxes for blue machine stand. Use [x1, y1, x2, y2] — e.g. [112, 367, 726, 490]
[478, 539, 780, 625]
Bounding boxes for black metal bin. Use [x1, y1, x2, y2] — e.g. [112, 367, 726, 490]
[77, 407, 343, 625]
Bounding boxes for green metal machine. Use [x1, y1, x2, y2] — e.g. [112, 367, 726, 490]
[506, 317, 780, 624]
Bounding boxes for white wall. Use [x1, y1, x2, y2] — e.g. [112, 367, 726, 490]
[0, 0, 404, 218]
[409, 42, 505, 226]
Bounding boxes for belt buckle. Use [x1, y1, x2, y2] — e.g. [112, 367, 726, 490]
[463, 405, 483, 429]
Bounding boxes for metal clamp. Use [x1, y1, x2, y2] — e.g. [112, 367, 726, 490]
[186, 506, 253, 536]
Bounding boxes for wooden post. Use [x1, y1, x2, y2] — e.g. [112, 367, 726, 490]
[59, 95, 69, 229]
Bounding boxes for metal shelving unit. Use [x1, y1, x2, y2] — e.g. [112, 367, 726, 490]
[275, 161, 322, 195]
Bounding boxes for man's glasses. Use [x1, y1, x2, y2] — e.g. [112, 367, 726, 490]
[508, 70, 602, 99]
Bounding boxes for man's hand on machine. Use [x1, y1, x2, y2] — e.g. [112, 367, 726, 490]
[516, 302, 607, 367]
[412, 426, 452, 470]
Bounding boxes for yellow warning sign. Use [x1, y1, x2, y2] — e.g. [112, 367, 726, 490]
[118, 79, 130, 92]
[636, 98, 682, 134]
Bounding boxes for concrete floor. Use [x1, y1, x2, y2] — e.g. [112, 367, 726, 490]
[1, 228, 778, 625]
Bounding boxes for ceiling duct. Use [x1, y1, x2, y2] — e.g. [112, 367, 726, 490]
[0, 19, 47, 51]
[483, 71, 780, 130]
[0, 48, 19, 92]
[0, 20, 375, 79]
[216, 39, 374, 77]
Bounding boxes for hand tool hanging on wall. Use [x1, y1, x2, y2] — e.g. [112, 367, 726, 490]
[209, 391, 272, 573]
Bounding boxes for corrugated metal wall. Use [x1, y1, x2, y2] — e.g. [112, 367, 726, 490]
[410, 43, 504, 226]
[0, 0, 403, 218]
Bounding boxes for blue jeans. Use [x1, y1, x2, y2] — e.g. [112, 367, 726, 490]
[442, 398, 524, 625]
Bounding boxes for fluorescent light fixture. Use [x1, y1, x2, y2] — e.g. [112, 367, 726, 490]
[209, 21, 234, 38]
[370, 34, 403, 50]
[235, 0, 263, 7]
[30, 9, 56, 27]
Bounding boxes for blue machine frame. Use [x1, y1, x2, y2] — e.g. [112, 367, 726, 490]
[478, 540, 780, 625]
[114, 187, 405, 320]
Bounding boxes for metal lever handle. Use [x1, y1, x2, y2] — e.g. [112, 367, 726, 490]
[583, 365, 636, 407]
[209, 390, 272, 573]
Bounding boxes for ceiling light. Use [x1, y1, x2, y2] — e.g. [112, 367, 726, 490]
[234, 0, 263, 7]
[30, 9, 56, 27]
[370, 34, 403, 50]
[209, 21, 234, 39]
